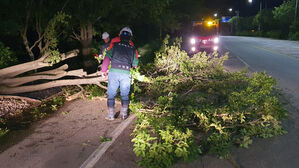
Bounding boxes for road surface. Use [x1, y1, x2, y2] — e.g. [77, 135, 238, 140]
[221, 36, 299, 168]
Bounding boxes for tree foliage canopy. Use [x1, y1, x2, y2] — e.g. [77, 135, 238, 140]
[273, 0, 296, 26]
[253, 9, 276, 31]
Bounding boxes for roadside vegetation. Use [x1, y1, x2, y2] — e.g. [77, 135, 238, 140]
[230, 0, 299, 40]
[129, 36, 287, 168]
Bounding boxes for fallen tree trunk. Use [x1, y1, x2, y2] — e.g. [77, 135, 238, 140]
[1, 68, 87, 87]
[0, 77, 106, 94]
[0, 49, 108, 94]
[0, 49, 79, 79]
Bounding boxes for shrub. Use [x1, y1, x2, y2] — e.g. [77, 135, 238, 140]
[84, 84, 105, 99]
[0, 42, 18, 69]
[236, 31, 254, 36]
[266, 30, 282, 39]
[253, 31, 265, 37]
[138, 40, 162, 65]
[289, 31, 299, 41]
[0, 128, 9, 139]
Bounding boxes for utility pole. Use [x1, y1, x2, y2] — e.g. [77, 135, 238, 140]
[235, 10, 240, 32]
[295, 0, 298, 22]
[258, 0, 262, 31]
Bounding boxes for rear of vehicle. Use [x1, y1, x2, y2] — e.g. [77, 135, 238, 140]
[189, 20, 219, 54]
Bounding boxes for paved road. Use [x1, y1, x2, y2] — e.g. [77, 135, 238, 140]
[221, 36, 299, 168]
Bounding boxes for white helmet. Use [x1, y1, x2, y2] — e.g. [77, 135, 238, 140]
[119, 27, 133, 36]
[102, 32, 109, 39]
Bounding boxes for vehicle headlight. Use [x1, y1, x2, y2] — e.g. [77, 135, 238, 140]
[190, 38, 196, 44]
[214, 37, 219, 44]
[191, 47, 196, 51]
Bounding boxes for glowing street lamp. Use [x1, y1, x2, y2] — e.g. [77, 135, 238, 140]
[214, 13, 218, 17]
[228, 8, 233, 12]
[248, 0, 262, 30]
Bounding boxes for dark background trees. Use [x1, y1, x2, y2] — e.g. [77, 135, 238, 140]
[230, 0, 299, 40]
[0, 0, 298, 72]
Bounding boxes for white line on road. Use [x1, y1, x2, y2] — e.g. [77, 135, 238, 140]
[79, 114, 136, 168]
[222, 45, 251, 69]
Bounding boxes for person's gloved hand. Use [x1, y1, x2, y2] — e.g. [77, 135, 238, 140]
[93, 53, 99, 58]
[101, 72, 107, 78]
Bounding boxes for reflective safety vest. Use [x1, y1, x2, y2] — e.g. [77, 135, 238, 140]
[110, 41, 136, 71]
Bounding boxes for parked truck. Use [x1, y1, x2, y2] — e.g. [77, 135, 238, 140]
[188, 19, 219, 54]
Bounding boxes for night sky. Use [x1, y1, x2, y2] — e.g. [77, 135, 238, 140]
[205, 0, 285, 17]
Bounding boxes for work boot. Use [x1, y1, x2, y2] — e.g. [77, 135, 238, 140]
[120, 107, 128, 120]
[105, 107, 115, 121]
[120, 99, 129, 120]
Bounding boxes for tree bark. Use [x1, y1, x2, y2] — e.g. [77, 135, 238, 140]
[0, 49, 107, 95]
[0, 77, 106, 94]
[1, 68, 86, 87]
[0, 49, 79, 79]
[21, 10, 35, 61]
[80, 22, 93, 56]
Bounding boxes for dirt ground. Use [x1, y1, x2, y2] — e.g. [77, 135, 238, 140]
[0, 98, 124, 168]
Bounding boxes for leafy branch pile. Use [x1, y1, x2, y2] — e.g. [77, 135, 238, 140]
[131, 36, 287, 168]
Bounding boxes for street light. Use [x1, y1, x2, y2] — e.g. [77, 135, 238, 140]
[229, 8, 233, 12]
[248, 0, 262, 13]
[214, 13, 218, 17]
[248, 0, 262, 31]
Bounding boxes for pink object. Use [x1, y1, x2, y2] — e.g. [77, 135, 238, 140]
[101, 57, 110, 72]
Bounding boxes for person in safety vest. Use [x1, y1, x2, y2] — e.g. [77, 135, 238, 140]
[93, 32, 111, 69]
[100, 32, 111, 56]
[101, 27, 138, 120]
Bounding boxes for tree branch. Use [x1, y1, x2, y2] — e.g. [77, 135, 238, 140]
[29, 33, 45, 51]
[71, 30, 81, 41]
[0, 77, 107, 94]
[1, 68, 87, 87]
[96, 83, 107, 90]
[34, 64, 68, 75]
[0, 49, 79, 79]
[21, 10, 35, 61]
